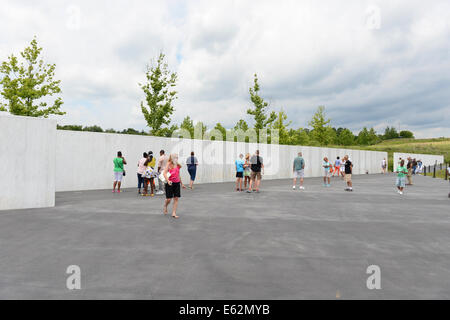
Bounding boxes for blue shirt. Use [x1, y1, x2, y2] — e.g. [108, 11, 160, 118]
[235, 159, 244, 172]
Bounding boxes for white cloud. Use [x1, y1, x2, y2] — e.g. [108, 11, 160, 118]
[0, 0, 449, 137]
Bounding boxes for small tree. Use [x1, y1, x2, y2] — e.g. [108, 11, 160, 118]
[247, 74, 276, 141]
[399, 130, 414, 139]
[234, 119, 249, 132]
[383, 126, 399, 140]
[271, 110, 291, 145]
[214, 123, 227, 141]
[139, 52, 178, 137]
[0, 38, 64, 117]
[308, 106, 331, 145]
[179, 116, 194, 137]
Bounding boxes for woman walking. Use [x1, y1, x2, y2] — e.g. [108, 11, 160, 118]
[163, 153, 186, 219]
[186, 151, 198, 189]
[113, 151, 127, 193]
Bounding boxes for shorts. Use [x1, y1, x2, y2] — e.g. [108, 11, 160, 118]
[236, 171, 243, 178]
[344, 174, 352, 182]
[165, 182, 181, 199]
[244, 170, 251, 177]
[251, 171, 261, 180]
[114, 171, 123, 182]
[324, 170, 332, 178]
[294, 169, 304, 178]
[396, 176, 406, 188]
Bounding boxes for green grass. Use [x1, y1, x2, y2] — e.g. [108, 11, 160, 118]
[329, 137, 450, 173]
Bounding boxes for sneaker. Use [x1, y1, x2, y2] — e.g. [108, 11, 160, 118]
[246, 190, 252, 193]
[327, 184, 331, 187]
[293, 186, 296, 190]
[300, 186, 305, 190]
[399, 191, 403, 195]
[112, 190, 115, 193]
[156, 190, 164, 195]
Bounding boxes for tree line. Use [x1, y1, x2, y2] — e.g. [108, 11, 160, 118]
[1, 38, 415, 147]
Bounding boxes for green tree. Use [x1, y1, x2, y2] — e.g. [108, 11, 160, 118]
[194, 121, 207, 139]
[271, 110, 291, 145]
[234, 119, 249, 132]
[338, 128, 355, 146]
[247, 74, 276, 141]
[368, 127, 379, 144]
[383, 126, 399, 140]
[139, 52, 178, 136]
[214, 123, 227, 141]
[57, 124, 82, 131]
[0, 38, 64, 117]
[83, 125, 104, 133]
[399, 130, 414, 139]
[308, 106, 331, 145]
[180, 116, 194, 137]
[357, 127, 370, 145]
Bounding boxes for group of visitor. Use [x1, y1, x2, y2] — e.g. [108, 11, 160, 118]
[234, 150, 264, 193]
[112, 150, 200, 219]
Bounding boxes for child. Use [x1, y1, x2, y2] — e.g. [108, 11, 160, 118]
[243, 153, 251, 189]
[235, 154, 245, 191]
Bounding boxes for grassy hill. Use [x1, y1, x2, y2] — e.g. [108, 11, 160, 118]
[361, 137, 450, 171]
[329, 137, 449, 172]
[364, 137, 449, 161]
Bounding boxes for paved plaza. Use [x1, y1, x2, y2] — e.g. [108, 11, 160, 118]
[0, 174, 449, 299]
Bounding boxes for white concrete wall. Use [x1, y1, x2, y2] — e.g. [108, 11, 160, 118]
[0, 114, 56, 210]
[55, 130, 388, 192]
[393, 152, 444, 171]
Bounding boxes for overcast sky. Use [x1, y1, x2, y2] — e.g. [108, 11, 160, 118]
[1, 0, 449, 137]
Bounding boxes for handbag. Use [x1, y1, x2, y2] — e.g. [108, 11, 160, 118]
[123, 170, 126, 177]
[159, 171, 171, 183]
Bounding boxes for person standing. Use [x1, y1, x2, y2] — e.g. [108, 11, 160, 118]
[163, 153, 186, 219]
[137, 152, 148, 194]
[381, 158, 387, 174]
[243, 153, 251, 190]
[143, 151, 156, 196]
[292, 152, 305, 190]
[340, 159, 345, 178]
[333, 157, 341, 177]
[395, 159, 408, 195]
[186, 151, 198, 189]
[156, 150, 167, 195]
[247, 150, 264, 193]
[235, 154, 245, 191]
[322, 157, 332, 187]
[343, 155, 353, 191]
[113, 151, 127, 193]
[406, 157, 413, 185]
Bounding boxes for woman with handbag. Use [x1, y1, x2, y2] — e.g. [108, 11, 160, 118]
[163, 153, 186, 219]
